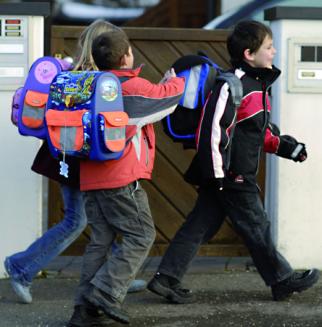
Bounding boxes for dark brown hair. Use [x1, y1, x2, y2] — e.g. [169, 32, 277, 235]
[91, 30, 130, 70]
[227, 20, 273, 67]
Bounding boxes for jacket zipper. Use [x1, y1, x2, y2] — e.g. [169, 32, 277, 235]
[262, 82, 268, 133]
[255, 82, 269, 175]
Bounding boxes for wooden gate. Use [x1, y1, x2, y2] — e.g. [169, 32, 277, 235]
[49, 26, 262, 257]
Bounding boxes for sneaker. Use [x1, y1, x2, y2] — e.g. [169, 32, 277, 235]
[271, 269, 320, 301]
[147, 274, 193, 304]
[4, 258, 32, 304]
[84, 287, 129, 324]
[66, 304, 113, 327]
[128, 279, 147, 293]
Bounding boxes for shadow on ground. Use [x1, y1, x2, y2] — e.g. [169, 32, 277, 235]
[0, 270, 321, 327]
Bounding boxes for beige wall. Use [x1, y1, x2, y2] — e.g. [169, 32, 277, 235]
[266, 18, 322, 269]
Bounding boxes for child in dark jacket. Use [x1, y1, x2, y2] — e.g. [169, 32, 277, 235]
[147, 20, 319, 304]
[67, 28, 184, 326]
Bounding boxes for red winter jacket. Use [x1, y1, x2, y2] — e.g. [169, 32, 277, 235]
[80, 66, 185, 191]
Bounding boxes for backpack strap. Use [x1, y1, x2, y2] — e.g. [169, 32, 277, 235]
[216, 72, 243, 108]
[117, 76, 133, 146]
[214, 72, 243, 171]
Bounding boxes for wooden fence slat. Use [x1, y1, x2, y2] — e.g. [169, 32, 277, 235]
[140, 180, 186, 242]
[151, 151, 197, 217]
[154, 232, 168, 244]
[154, 123, 196, 175]
[208, 42, 231, 68]
[51, 26, 229, 42]
[207, 220, 244, 244]
[126, 28, 229, 41]
[173, 41, 229, 68]
[150, 244, 249, 257]
[132, 40, 181, 75]
[131, 43, 163, 82]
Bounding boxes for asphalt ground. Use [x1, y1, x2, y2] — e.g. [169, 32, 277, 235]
[0, 256, 321, 327]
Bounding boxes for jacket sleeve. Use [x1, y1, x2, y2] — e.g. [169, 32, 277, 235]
[123, 76, 185, 128]
[263, 122, 280, 153]
[263, 122, 306, 161]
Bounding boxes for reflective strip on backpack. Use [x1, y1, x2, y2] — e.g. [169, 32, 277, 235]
[59, 126, 77, 151]
[182, 65, 202, 109]
[104, 127, 125, 141]
[23, 104, 45, 120]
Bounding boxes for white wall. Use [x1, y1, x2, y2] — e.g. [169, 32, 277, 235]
[0, 16, 44, 278]
[266, 19, 322, 269]
[0, 114, 43, 278]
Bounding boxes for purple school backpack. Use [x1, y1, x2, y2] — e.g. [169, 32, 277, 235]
[12, 56, 73, 138]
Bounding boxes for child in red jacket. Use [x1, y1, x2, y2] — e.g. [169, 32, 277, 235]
[68, 28, 184, 326]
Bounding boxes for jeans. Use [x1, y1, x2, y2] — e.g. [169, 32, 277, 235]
[75, 181, 155, 305]
[158, 185, 293, 286]
[5, 184, 87, 285]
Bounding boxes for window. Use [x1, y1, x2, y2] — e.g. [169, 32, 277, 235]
[301, 46, 322, 62]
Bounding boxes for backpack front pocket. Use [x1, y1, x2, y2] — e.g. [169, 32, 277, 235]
[99, 111, 128, 152]
[22, 90, 48, 128]
[46, 109, 91, 155]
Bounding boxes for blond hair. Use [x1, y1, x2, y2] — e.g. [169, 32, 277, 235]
[74, 19, 122, 71]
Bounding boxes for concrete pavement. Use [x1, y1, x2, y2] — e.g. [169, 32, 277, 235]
[0, 256, 321, 327]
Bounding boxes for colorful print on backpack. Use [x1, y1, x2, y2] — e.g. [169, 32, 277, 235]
[16, 56, 73, 139]
[45, 70, 128, 161]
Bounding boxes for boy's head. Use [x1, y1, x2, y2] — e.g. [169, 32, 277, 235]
[74, 19, 122, 70]
[227, 20, 275, 69]
[91, 30, 133, 70]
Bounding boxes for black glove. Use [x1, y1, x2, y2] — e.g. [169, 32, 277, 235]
[291, 143, 307, 162]
[276, 135, 307, 162]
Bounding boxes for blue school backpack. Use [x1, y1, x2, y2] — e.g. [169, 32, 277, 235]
[163, 54, 243, 149]
[15, 56, 72, 139]
[45, 70, 128, 163]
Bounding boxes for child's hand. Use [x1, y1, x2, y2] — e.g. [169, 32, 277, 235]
[159, 68, 176, 83]
[277, 135, 307, 162]
[292, 143, 307, 162]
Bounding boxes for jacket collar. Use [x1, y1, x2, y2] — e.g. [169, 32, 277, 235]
[237, 61, 281, 86]
[109, 65, 143, 78]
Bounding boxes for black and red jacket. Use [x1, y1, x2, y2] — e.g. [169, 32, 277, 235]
[185, 61, 283, 192]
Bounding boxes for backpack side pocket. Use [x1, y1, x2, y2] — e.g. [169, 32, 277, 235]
[98, 111, 128, 152]
[46, 109, 91, 157]
[11, 87, 23, 126]
[22, 90, 48, 129]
